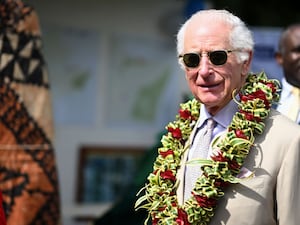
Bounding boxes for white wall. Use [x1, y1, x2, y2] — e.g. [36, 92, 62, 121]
[25, 0, 189, 224]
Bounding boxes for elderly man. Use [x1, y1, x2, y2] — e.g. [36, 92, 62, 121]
[135, 9, 300, 225]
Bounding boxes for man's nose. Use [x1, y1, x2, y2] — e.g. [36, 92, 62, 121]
[197, 55, 211, 78]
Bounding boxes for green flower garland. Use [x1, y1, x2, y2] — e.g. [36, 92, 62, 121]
[135, 71, 280, 225]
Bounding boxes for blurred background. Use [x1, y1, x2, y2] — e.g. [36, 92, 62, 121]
[17, 0, 299, 224]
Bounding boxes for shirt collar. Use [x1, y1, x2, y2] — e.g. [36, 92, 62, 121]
[198, 98, 239, 129]
[281, 77, 292, 89]
[214, 99, 238, 128]
[281, 77, 297, 97]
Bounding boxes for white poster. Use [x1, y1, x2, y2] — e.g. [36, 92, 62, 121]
[105, 33, 182, 133]
[42, 24, 100, 125]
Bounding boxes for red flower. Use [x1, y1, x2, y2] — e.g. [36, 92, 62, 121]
[228, 159, 240, 171]
[179, 109, 192, 119]
[211, 150, 227, 162]
[244, 112, 254, 121]
[240, 89, 270, 108]
[253, 90, 270, 108]
[214, 179, 230, 187]
[240, 94, 254, 102]
[158, 206, 166, 211]
[176, 208, 190, 225]
[152, 217, 159, 225]
[193, 194, 217, 208]
[211, 151, 240, 172]
[240, 111, 262, 122]
[264, 81, 277, 94]
[168, 127, 182, 139]
[160, 149, 174, 158]
[160, 170, 176, 182]
[253, 89, 267, 99]
[235, 129, 248, 139]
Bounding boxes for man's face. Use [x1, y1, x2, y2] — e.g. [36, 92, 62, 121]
[182, 18, 251, 115]
[276, 27, 300, 88]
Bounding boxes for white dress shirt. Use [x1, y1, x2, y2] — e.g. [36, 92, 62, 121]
[277, 77, 300, 123]
[188, 98, 238, 159]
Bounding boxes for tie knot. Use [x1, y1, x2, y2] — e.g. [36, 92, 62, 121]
[206, 118, 215, 130]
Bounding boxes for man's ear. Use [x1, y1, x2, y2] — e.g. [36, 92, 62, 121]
[241, 51, 253, 76]
[275, 52, 283, 66]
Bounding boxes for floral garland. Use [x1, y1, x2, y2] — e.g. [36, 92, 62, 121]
[135, 72, 280, 225]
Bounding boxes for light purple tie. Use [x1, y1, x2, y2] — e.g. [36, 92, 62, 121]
[184, 118, 215, 201]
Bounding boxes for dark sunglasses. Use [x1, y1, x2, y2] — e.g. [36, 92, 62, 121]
[179, 50, 236, 68]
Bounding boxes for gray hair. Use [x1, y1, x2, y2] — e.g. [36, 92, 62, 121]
[176, 9, 254, 64]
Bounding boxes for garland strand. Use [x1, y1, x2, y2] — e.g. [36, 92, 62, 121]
[135, 72, 280, 225]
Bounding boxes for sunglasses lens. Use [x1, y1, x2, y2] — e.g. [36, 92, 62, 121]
[182, 53, 200, 68]
[182, 50, 229, 68]
[210, 50, 227, 65]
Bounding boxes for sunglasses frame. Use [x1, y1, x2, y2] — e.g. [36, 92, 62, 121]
[179, 49, 238, 68]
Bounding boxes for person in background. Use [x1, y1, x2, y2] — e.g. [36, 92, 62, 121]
[275, 23, 300, 123]
[135, 9, 300, 225]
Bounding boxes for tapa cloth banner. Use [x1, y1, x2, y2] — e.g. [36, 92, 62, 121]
[0, 1, 61, 224]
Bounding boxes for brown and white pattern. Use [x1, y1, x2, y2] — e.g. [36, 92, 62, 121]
[0, 1, 61, 224]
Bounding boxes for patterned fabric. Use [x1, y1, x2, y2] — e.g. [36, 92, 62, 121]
[0, 0, 61, 224]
